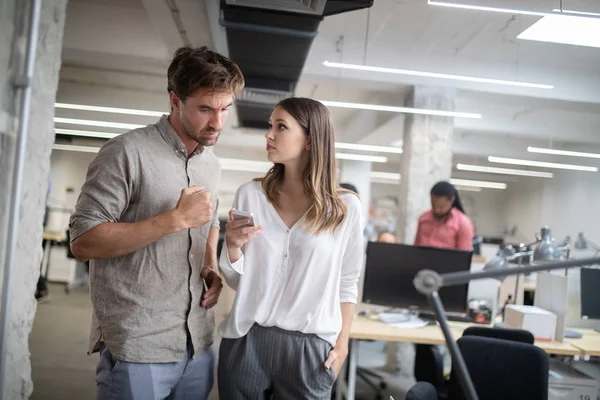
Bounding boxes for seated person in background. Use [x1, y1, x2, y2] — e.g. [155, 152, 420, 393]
[415, 181, 474, 251]
[377, 231, 397, 244]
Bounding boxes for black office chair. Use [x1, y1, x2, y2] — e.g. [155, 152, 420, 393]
[462, 326, 534, 344]
[406, 335, 549, 400]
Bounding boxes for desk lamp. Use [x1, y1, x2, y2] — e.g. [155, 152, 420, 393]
[575, 232, 600, 256]
[413, 225, 600, 400]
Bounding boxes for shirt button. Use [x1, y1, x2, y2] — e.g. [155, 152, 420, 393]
[190, 254, 194, 259]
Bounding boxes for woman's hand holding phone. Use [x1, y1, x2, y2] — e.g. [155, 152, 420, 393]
[225, 209, 263, 263]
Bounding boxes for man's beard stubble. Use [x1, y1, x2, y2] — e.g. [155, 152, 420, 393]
[181, 111, 220, 147]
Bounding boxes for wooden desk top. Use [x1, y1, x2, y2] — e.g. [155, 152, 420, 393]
[43, 232, 66, 242]
[350, 315, 583, 356]
[568, 329, 600, 357]
[523, 282, 536, 291]
[351, 315, 474, 345]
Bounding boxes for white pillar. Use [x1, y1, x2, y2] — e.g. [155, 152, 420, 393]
[339, 160, 372, 222]
[0, 1, 67, 398]
[397, 86, 455, 244]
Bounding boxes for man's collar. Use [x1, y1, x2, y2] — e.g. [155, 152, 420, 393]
[156, 115, 204, 157]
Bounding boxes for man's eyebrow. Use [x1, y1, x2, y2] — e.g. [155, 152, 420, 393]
[198, 102, 234, 110]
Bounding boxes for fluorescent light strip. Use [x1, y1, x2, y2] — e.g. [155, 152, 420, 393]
[55, 128, 120, 139]
[428, 1, 550, 16]
[54, 117, 144, 130]
[527, 146, 600, 159]
[323, 61, 553, 90]
[370, 171, 401, 180]
[335, 153, 388, 163]
[450, 178, 506, 190]
[55, 103, 165, 117]
[456, 163, 554, 178]
[52, 144, 100, 153]
[319, 100, 481, 119]
[336, 142, 403, 154]
[488, 156, 598, 172]
[454, 185, 482, 192]
[553, 8, 600, 17]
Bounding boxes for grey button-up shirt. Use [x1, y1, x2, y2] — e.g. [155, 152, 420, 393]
[70, 115, 220, 363]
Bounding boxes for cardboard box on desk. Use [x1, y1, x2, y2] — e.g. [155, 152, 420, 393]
[504, 305, 557, 341]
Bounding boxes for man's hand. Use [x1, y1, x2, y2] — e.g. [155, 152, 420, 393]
[200, 267, 223, 309]
[324, 342, 349, 378]
[172, 186, 212, 230]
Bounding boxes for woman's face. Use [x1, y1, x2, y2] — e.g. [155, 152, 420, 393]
[265, 106, 309, 165]
[431, 195, 454, 220]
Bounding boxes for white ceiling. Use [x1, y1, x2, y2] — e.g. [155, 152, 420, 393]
[54, 0, 600, 184]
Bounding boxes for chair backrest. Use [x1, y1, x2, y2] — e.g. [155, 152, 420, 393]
[406, 381, 438, 400]
[449, 335, 549, 400]
[463, 326, 534, 344]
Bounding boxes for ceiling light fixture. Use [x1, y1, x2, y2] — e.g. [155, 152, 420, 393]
[456, 163, 554, 178]
[454, 185, 482, 192]
[370, 171, 401, 180]
[55, 103, 164, 117]
[488, 156, 598, 172]
[336, 142, 403, 154]
[54, 117, 144, 130]
[323, 61, 553, 90]
[335, 153, 388, 163]
[427, 1, 549, 16]
[450, 178, 507, 190]
[518, 14, 600, 49]
[319, 100, 482, 119]
[52, 144, 101, 153]
[527, 146, 600, 159]
[55, 128, 120, 139]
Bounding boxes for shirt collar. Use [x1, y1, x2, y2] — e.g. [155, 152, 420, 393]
[156, 114, 204, 158]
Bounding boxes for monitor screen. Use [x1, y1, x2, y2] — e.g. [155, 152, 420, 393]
[362, 242, 473, 313]
[580, 268, 600, 320]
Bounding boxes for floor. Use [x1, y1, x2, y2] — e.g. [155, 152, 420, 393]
[29, 283, 414, 400]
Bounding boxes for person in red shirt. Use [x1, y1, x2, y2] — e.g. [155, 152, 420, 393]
[414, 181, 474, 251]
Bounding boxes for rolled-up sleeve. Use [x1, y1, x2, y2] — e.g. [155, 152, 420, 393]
[69, 136, 135, 242]
[340, 196, 365, 303]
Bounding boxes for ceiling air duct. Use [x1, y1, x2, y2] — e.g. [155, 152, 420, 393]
[220, 0, 374, 129]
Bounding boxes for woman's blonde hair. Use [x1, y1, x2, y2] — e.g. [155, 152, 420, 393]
[256, 97, 348, 234]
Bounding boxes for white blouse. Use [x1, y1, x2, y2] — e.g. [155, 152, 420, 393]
[218, 181, 364, 346]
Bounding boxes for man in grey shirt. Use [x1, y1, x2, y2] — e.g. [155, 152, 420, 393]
[69, 46, 244, 400]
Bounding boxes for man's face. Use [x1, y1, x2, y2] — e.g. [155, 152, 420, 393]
[431, 195, 454, 220]
[176, 89, 234, 147]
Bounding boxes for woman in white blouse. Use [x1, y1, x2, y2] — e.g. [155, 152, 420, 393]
[217, 97, 364, 399]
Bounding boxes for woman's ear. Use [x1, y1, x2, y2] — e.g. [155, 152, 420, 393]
[305, 140, 310, 151]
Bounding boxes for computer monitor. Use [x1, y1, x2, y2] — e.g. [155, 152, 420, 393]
[362, 242, 473, 313]
[580, 268, 600, 320]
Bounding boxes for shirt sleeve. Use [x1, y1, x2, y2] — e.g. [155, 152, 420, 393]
[69, 136, 135, 242]
[456, 217, 475, 251]
[340, 196, 365, 304]
[218, 188, 244, 290]
[414, 221, 423, 246]
[210, 198, 220, 230]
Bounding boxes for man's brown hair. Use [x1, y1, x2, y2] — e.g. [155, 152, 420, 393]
[167, 46, 245, 100]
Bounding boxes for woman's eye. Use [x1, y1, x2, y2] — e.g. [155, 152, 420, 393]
[278, 124, 286, 131]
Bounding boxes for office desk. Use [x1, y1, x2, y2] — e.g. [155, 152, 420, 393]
[337, 315, 583, 400]
[42, 231, 67, 280]
[569, 328, 600, 357]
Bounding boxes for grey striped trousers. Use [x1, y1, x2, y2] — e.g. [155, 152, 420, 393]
[218, 324, 336, 399]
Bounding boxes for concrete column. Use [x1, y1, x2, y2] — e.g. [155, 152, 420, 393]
[339, 159, 372, 222]
[397, 86, 455, 244]
[0, 1, 67, 398]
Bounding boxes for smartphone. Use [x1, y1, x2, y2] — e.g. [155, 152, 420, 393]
[232, 209, 255, 227]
